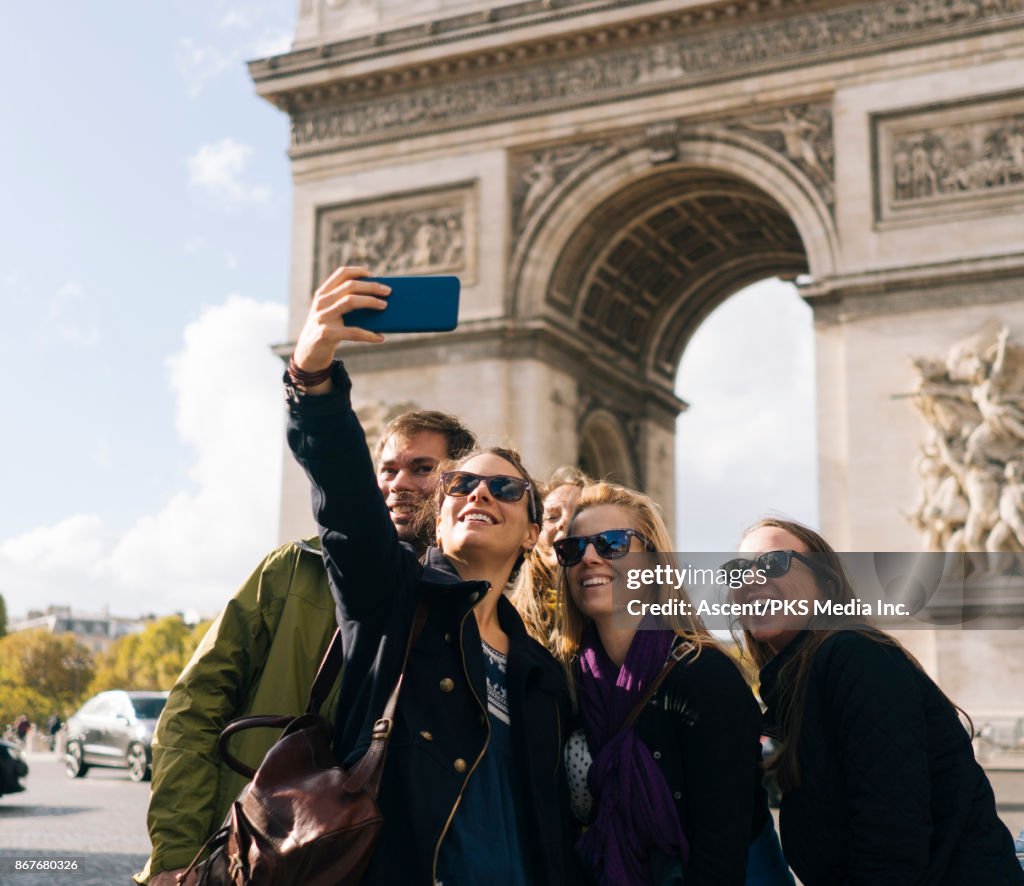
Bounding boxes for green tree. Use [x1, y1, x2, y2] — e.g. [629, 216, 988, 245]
[0, 630, 94, 725]
[0, 593, 7, 638]
[89, 615, 211, 694]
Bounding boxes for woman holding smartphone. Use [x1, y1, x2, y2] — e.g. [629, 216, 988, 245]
[285, 266, 580, 885]
[554, 482, 790, 886]
[730, 517, 1023, 885]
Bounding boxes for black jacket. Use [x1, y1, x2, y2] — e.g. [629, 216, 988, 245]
[633, 642, 770, 885]
[286, 362, 580, 886]
[760, 630, 1023, 886]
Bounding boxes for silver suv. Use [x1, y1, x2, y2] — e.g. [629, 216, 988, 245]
[65, 690, 168, 782]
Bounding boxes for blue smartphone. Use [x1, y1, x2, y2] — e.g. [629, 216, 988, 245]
[346, 275, 460, 333]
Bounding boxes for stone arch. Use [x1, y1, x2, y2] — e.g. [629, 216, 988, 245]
[511, 134, 836, 332]
[508, 133, 827, 512]
[577, 409, 638, 487]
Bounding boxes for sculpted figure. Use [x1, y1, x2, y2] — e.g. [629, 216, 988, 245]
[987, 456, 1024, 573]
[743, 107, 829, 186]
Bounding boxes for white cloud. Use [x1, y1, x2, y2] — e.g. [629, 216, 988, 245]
[0, 296, 287, 619]
[188, 138, 271, 206]
[676, 278, 818, 552]
[184, 236, 207, 255]
[220, 9, 250, 29]
[47, 281, 100, 348]
[175, 36, 232, 98]
[246, 29, 293, 58]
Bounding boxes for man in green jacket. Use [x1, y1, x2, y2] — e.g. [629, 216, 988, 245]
[138, 409, 475, 886]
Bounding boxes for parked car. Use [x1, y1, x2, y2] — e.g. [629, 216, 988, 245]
[0, 738, 28, 797]
[65, 690, 168, 782]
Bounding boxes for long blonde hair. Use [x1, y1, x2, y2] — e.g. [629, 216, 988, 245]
[555, 482, 713, 672]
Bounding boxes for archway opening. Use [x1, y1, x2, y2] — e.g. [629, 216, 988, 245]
[537, 162, 818, 537]
[675, 276, 818, 551]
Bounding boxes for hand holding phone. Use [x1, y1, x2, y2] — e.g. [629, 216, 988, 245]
[345, 275, 460, 334]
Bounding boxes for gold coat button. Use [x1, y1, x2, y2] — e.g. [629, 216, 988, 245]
[454, 758, 467, 773]
[420, 731, 433, 741]
[439, 678, 455, 693]
[444, 632, 453, 643]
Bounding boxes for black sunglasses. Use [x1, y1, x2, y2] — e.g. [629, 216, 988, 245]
[722, 550, 833, 582]
[553, 528, 653, 567]
[440, 470, 532, 506]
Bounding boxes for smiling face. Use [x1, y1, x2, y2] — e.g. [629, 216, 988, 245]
[539, 483, 583, 569]
[566, 503, 645, 621]
[734, 525, 825, 654]
[436, 452, 539, 572]
[376, 430, 450, 543]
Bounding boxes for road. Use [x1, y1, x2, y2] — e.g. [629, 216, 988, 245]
[0, 752, 150, 886]
[0, 751, 1022, 884]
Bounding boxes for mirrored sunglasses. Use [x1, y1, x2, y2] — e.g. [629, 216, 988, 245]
[553, 528, 653, 567]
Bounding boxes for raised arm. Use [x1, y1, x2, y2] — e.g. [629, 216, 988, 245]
[285, 266, 417, 622]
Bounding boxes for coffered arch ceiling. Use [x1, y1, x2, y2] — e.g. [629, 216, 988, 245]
[546, 167, 808, 387]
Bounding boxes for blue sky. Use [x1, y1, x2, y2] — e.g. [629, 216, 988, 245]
[0, 3, 816, 620]
[1, 3, 296, 618]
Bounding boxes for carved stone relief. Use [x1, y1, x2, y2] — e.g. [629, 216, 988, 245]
[877, 94, 1024, 222]
[905, 322, 1024, 575]
[509, 102, 833, 258]
[510, 141, 615, 236]
[314, 184, 477, 286]
[727, 104, 835, 207]
[286, 0, 1024, 154]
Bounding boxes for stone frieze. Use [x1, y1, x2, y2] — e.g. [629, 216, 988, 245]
[288, 0, 1024, 154]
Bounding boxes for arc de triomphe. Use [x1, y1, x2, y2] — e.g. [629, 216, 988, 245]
[254, 1, 1024, 715]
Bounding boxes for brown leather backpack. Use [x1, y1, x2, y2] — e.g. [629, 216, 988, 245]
[179, 603, 427, 886]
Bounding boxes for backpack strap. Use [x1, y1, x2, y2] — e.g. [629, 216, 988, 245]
[618, 640, 695, 735]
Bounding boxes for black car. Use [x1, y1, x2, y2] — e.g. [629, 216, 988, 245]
[65, 690, 168, 782]
[0, 738, 28, 797]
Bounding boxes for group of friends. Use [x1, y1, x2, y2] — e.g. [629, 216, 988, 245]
[136, 266, 1024, 886]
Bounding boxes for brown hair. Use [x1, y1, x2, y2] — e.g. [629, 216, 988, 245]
[734, 517, 972, 792]
[554, 482, 715, 681]
[374, 410, 476, 463]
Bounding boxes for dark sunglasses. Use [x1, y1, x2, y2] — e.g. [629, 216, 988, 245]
[553, 528, 653, 567]
[440, 470, 532, 504]
[722, 550, 833, 582]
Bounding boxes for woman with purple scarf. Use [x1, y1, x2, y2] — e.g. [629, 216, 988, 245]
[554, 482, 792, 886]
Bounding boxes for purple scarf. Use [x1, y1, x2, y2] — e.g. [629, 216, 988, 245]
[576, 623, 689, 885]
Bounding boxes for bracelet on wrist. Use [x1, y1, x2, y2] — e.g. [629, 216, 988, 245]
[287, 356, 333, 387]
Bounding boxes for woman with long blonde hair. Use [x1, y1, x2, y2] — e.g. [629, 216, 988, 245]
[555, 482, 788, 885]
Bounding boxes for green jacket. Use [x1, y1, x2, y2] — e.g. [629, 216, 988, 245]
[135, 537, 339, 882]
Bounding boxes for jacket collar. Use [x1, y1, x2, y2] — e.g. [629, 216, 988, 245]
[420, 546, 487, 590]
[421, 547, 562, 679]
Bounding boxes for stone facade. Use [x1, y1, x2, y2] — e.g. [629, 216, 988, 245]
[256, 0, 1024, 717]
